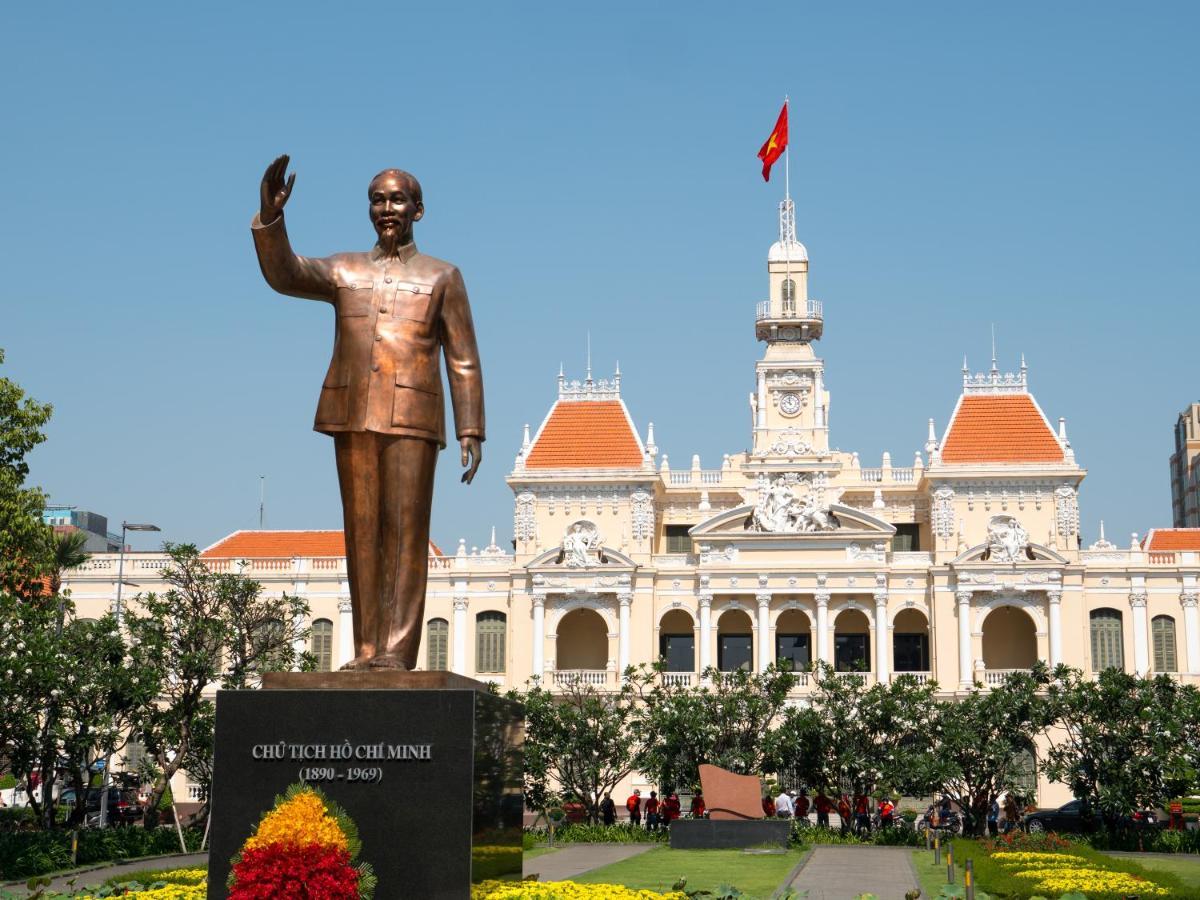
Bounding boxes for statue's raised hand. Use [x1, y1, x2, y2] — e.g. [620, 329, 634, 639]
[260, 154, 296, 225]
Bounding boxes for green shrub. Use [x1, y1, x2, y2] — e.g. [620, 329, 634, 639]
[0, 775, 15, 790]
[1083, 826, 1200, 854]
[791, 823, 924, 848]
[0, 826, 203, 879]
[524, 822, 669, 844]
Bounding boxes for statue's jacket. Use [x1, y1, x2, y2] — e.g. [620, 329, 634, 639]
[251, 213, 485, 448]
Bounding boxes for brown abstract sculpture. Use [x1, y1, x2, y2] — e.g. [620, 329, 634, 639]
[698, 764, 764, 820]
[252, 156, 484, 671]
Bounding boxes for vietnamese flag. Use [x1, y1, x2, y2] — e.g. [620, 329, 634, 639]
[757, 102, 788, 181]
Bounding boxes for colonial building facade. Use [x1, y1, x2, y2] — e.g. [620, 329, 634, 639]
[63, 200, 1200, 806]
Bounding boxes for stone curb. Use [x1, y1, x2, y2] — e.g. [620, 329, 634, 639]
[1, 851, 208, 891]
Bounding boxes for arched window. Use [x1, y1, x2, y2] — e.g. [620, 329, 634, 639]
[1089, 609, 1124, 672]
[427, 618, 449, 671]
[311, 619, 333, 672]
[476, 611, 506, 673]
[1152, 615, 1177, 673]
[780, 278, 797, 315]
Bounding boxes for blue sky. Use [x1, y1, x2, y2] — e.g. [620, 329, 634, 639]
[2, 1, 1196, 552]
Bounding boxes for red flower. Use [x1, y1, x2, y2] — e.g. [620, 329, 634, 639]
[230, 843, 360, 900]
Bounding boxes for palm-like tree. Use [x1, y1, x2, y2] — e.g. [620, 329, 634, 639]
[48, 529, 89, 599]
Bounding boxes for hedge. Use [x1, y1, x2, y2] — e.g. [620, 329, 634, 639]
[0, 827, 203, 880]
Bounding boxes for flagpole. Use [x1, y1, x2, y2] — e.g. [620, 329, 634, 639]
[783, 95, 792, 313]
[784, 95, 790, 206]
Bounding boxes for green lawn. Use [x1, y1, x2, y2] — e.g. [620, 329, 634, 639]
[911, 849, 963, 899]
[1103, 853, 1200, 890]
[573, 847, 804, 899]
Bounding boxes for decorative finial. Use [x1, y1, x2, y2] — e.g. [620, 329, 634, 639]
[1058, 417, 1070, 446]
[990, 323, 997, 371]
[585, 332, 592, 383]
[962, 355, 969, 374]
[521, 423, 531, 451]
[645, 421, 658, 457]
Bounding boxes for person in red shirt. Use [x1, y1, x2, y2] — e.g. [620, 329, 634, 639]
[645, 790, 661, 830]
[625, 789, 642, 827]
[690, 791, 706, 819]
[854, 793, 871, 834]
[837, 794, 852, 832]
[878, 796, 895, 828]
[664, 792, 681, 826]
[762, 794, 776, 818]
[814, 791, 833, 828]
[795, 789, 811, 822]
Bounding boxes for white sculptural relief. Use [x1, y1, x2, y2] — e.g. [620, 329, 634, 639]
[985, 514, 1029, 562]
[749, 474, 841, 533]
[561, 520, 603, 567]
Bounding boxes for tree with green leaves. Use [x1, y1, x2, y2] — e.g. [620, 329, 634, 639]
[125, 543, 314, 826]
[636, 664, 797, 792]
[934, 664, 1054, 835]
[509, 675, 643, 824]
[1043, 666, 1200, 830]
[767, 664, 943, 800]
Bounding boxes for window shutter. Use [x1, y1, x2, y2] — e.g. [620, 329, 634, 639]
[1089, 609, 1124, 672]
[1152, 616, 1177, 672]
[311, 619, 334, 672]
[476, 611, 507, 673]
[427, 618, 448, 671]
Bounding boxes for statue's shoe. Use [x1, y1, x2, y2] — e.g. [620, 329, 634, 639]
[366, 653, 410, 669]
[339, 656, 374, 671]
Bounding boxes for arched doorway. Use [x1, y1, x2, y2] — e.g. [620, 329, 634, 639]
[892, 608, 930, 673]
[556, 608, 608, 671]
[717, 608, 754, 671]
[659, 609, 695, 672]
[982, 606, 1038, 670]
[834, 608, 871, 672]
[775, 608, 812, 671]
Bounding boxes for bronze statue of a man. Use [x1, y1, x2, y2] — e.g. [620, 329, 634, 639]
[252, 155, 484, 670]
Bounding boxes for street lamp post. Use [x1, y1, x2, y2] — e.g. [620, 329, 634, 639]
[101, 521, 159, 828]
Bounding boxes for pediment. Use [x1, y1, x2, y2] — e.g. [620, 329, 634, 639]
[950, 541, 1068, 566]
[526, 544, 638, 571]
[690, 503, 897, 540]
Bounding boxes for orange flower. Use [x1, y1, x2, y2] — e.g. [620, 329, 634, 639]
[243, 790, 348, 853]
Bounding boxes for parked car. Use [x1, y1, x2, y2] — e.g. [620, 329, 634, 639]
[58, 787, 143, 826]
[1023, 799, 1160, 833]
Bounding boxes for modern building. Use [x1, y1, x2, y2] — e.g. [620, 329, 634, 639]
[1170, 404, 1200, 527]
[62, 198, 1200, 806]
[42, 505, 123, 553]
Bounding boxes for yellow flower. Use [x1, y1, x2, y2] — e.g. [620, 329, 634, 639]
[471, 881, 686, 900]
[243, 789, 348, 853]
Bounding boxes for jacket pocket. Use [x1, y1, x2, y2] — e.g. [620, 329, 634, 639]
[391, 379, 441, 432]
[335, 279, 373, 316]
[391, 281, 434, 322]
[316, 385, 349, 426]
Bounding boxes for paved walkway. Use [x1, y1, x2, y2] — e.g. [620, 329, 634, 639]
[524, 843, 657, 881]
[2, 852, 209, 897]
[785, 846, 919, 900]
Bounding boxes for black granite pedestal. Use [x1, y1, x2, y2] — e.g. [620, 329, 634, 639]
[206, 672, 523, 900]
[669, 818, 790, 849]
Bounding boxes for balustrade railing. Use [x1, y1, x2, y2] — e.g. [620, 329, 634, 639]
[983, 668, 1029, 686]
[756, 300, 824, 321]
[553, 669, 609, 687]
[1148, 551, 1177, 564]
[666, 470, 726, 486]
[661, 672, 695, 688]
[892, 671, 931, 685]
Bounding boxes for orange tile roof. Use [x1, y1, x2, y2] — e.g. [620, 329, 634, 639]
[525, 400, 644, 469]
[941, 395, 1064, 464]
[1143, 529, 1200, 551]
[202, 530, 443, 558]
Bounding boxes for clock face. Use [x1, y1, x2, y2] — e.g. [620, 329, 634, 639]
[779, 392, 802, 417]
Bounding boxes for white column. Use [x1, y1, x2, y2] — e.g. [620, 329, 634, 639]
[1130, 591, 1149, 675]
[815, 592, 830, 665]
[957, 590, 973, 687]
[336, 598, 354, 668]
[531, 593, 546, 679]
[756, 593, 772, 672]
[756, 371, 767, 428]
[618, 591, 632, 677]
[1181, 592, 1200, 674]
[698, 593, 713, 674]
[874, 591, 889, 682]
[1047, 590, 1063, 669]
[452, 596, 468, 674]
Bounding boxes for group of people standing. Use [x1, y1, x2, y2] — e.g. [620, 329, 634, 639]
[602, 788, 705, 829]
[767, 788, 896, 832]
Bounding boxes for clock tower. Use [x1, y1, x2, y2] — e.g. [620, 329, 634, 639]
[749, 197, 831, 459]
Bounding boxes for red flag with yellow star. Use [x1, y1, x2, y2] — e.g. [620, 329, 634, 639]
[757, 102, 788, 181]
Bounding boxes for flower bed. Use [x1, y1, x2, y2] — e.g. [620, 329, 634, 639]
[72, 866, 207, 899]
[936, 837, 1188, 899]
[473, 881, 685, 899]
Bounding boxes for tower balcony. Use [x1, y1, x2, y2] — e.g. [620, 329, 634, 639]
[755, 298, 823, 342]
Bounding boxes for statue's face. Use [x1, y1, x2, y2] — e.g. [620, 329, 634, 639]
[369, 173, 423, 245]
